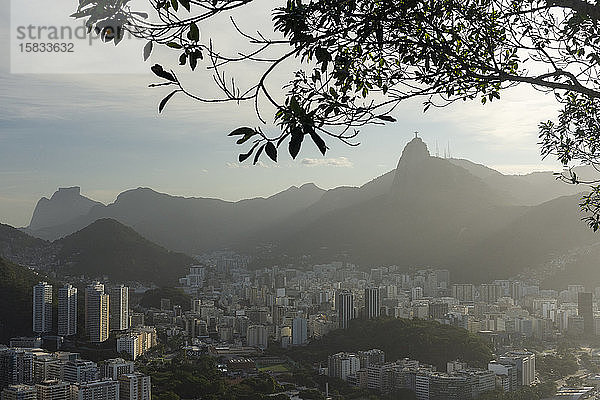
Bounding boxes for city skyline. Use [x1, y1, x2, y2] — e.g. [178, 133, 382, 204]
[5, 249, 600, 400]
[3, 0, 600, 398]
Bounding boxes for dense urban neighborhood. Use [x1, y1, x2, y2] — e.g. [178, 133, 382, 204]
[4, 251, 600, 400]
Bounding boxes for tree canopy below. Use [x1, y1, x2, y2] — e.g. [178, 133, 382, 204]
[138, 355, 287, 400]
[279, 317, 494, 370]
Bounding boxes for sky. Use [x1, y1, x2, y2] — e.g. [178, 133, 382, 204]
[0, 0, 566, 227]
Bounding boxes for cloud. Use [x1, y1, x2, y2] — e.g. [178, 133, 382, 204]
[225, 161, 275, 169]
[301, 157, 353, 167]
[490, 163, 562, 175]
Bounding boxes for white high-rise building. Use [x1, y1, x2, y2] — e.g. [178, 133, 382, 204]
[58, 285, 77, 336]
[364, 287, 381, 319]
[498, 351, 536, 387]
[85, 283, 109, 343]
[110, 286, 129, 331]
[33, 282, 53, 334]
[116, 336, 140, 360]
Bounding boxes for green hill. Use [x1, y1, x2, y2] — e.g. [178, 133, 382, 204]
[0, 223, 55, 268]
[1, 219, 196, 285]
[0, 257, 51, 343]
[284, 318, 493, 370]
[55, 219, 195, 284]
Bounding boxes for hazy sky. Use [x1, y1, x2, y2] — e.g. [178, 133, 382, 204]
[1, 0, 566, 227]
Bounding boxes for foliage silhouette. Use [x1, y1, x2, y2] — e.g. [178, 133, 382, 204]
[71, 0, 600, 228]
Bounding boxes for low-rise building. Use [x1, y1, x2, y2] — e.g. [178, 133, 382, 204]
[71, 380, 119, 400]
[328, 353, 360, 381]
[118, 373, 151, 400]
[1, 385, 36, 400]
[35, 380, 70, 400]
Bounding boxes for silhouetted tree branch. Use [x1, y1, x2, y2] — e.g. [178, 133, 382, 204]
[72, 0, 600, 230]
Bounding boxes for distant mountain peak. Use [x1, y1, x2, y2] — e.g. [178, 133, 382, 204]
[391, 136, 434, 192]
[397, 136, 430, 166]
[51, 186, 82, 199]
[299, 182, 320, 190]
[28, 187, 102, 231]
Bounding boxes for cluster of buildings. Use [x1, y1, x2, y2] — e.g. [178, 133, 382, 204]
[32, 282, 129, 341]
[441, 283, 600, 340]
[327, 349, 535, 399]
[31, 282, 156, 360]
[19, 254, 600, 399]
[115, 329, 157, 361]
[33, 283, 77, 338]
[164, 261, 600, 353]
[0, 348, 150, 400]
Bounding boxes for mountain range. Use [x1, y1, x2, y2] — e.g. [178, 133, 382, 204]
[4, 136, 600, 286]
[24, 183, 326, 254]
[268, 139, 597, 283]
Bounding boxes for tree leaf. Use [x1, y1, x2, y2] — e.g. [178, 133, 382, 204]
[236, 132, 257, 144]
[239, 146, 256, 162]
[70, 9, 94, 18]
[376, 26, 383, 48]
[277, 133, 290, 147]
[289, 96, 302, 115]
[189, 54, 198, 71]
[143, 41, 153, 61]
[188, 22, 200, 41]
[239, 152, 252, 162]
[253, 144, 265, 165]
[179, 0, 190, 11]
[376, 115, 397, 122]
[228, 127, 255, 137]
[265, 142, 277, 162]
[235, 128, 259, 144]
[289, 127, 304, 159]
[189, 51, 202, 71]
[315, 47, 331, 63]
[151, 64, 176, 82]
[131, 11, 149, 18]
[310, 132, 327, 155]
[159, 90, 178, 113]
[179, 52, 187, 66]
